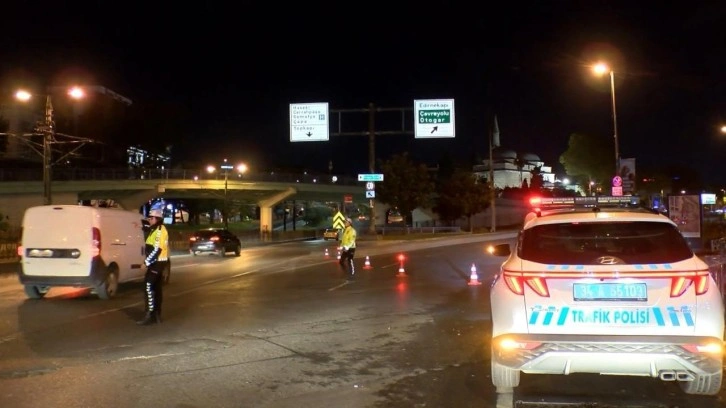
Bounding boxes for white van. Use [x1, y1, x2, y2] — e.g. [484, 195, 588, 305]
[18, 205, 151, 300]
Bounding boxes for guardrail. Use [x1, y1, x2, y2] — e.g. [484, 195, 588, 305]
[377, 226, 462, 235]
[0, 167, 360, 185]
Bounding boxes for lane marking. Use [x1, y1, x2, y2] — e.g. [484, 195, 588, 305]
[328, 281, 351, 291]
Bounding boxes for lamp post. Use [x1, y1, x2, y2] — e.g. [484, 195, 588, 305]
[15, 87, 86, 205]
[208, 159, 247, 229]
[593, 62, 620, 176]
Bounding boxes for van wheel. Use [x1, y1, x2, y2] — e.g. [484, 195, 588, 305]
[24, 285, 49, 299]
[96, 268, 119, 300]
[234, 245, 241, 257]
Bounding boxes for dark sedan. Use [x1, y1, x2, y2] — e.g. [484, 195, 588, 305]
[189, 228, 242, 257]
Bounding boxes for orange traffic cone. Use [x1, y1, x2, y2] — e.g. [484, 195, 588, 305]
[364, 256, 372, 269]
[468, 263, 482, 286]
[397, 254, 406, 277]
[324, 248, 330, 258]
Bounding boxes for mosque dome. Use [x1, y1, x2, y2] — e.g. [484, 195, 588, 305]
[517, 152, 541, 162]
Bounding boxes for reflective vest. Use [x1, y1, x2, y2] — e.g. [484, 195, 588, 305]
[144, 225, 169, 266]
[340, 225, 357, 248]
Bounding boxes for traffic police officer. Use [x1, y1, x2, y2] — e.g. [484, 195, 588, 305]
[339, 217, 357, 281]
[138, 207, 169, 325]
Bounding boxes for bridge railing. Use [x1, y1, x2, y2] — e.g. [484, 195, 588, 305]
[0, 168, 360, 185]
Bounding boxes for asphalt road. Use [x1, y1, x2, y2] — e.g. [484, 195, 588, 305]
[0, 234, 724, 408]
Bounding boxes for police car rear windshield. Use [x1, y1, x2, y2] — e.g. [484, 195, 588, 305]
[520, 222, 693, 265]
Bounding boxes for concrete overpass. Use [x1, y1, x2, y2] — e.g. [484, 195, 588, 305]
[0, 168, 367, 232]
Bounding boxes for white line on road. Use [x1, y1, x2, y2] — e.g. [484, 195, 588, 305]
[327, 281, 351, 291]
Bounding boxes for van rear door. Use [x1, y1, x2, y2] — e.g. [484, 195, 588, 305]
[21, 206, 96, 278]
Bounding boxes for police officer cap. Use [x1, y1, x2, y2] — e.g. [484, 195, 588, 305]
[345, 217, 353, 223]
[149, 209, 163, 218]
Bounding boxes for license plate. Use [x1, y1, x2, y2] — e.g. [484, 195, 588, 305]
[573, 283, 647, 301]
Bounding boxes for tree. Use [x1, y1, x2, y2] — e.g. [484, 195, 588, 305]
[514, 157, 526, 185]
[559, 133, 613, 187]
[183, 198, 221, 225]
[434, 169, 490, 231]
[376, 152, 435, 225]
[529, 166, 544, 191]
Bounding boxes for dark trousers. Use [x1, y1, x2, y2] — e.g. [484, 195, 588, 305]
[144, 261, 166, 314]
[339, 248, 356, 278]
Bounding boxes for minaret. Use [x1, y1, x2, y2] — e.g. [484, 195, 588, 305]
[489, 115, 500, 232]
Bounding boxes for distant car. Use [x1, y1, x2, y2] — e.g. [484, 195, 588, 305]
[189, 228, 241, 257]
[323, 227, 340, 241]
[386, 208, 404, 224]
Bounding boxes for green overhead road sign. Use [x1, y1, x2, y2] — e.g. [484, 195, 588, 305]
[414, 99, 455, 138]
[418, 109, 451, 124]
[358, 173, 384, 182]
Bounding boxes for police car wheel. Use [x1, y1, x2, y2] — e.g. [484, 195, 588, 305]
[491, 346, 520, 391]
[679, 370, 722, 395]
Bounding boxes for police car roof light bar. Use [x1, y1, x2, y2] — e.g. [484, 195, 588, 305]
[531, 196, 640, 211]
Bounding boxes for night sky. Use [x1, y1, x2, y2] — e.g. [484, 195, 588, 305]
[2, 2, 725, 184]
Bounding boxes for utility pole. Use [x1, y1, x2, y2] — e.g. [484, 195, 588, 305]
[14, 85, 133, 205]
[368, 102, 376, 234]
[489, 126, 496, 232]
[489, 115, 500, 233]
[43, 96, 54, 205]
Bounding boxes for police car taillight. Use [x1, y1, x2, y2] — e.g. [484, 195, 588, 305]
[670, 272, 709, 297]
[503, 271, 550, 297]
[682, 342, 723, 354]
[498, 338, 542, 351]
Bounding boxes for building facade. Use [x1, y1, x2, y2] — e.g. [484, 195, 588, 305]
[472, 147, 555, 189]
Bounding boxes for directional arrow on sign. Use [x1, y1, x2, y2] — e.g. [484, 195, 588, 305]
[306, 132, 313, 137]
[430, 126, 438, 134]
[333, 211, 346, 229]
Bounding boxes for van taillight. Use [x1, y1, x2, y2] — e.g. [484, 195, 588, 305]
[503, 271, 550, 297]
[670, 272, 709, 297]
[92, 227, 101, 257]
[17, 245, 23, 257]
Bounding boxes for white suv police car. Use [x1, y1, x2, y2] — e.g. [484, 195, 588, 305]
[488, 196, 724, 395]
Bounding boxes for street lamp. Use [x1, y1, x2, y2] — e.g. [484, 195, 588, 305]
[15, 87, 86, 205]
[593, 62, 620, 176]
[207, 159, 248, 229]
